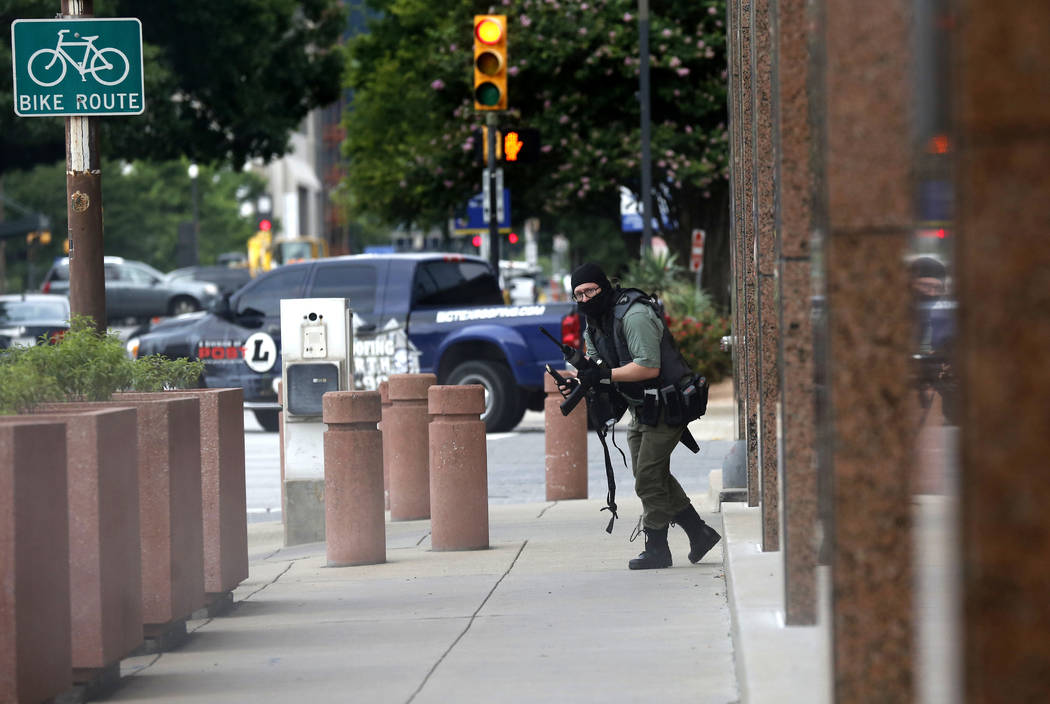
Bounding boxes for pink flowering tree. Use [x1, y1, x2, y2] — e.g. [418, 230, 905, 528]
[342, 0, 730, 303]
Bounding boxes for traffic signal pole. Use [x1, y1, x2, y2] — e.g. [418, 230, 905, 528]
[638, 0, 653, 255]
[62, 0, 107, 332]
[486, 113, 500, 272]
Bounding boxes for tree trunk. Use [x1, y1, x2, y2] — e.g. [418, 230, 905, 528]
[668, 179, 731, 310]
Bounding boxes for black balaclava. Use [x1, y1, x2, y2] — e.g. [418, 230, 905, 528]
[571, 262, 614, 319]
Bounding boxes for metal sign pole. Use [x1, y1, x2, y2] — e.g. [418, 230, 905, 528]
[486, 113, 500, 272]
[62, 0, 106, 331]
[638, 0, 653, 255]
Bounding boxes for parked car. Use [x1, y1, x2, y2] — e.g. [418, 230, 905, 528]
[128, 253, 580, 433]
[41, 256, 220, 323]
[0, 293, 70, 348]
[165, 265, 252, 297]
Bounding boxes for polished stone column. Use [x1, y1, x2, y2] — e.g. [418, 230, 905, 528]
[752, 0, 779, 551]
[953, 3, 1050, 700]
[773, 0, 820, 625]
[821, 0, 916, 697]
[726, 0, 744, 444]
[739, 0, 760, 507]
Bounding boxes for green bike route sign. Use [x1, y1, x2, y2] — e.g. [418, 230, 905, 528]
[11, 18, 145, 117]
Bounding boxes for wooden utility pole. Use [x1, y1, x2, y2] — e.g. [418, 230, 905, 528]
[62, 0, 106, 331]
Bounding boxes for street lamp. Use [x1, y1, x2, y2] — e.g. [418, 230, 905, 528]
[188, 163, 200, 266]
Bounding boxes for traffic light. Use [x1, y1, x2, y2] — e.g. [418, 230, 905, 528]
[473, 15, 507, 111]
[501, 129, 540, 163]
[474, 127, 542, 164]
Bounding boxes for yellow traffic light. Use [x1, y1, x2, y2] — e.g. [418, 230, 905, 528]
[473, 15, 507, 111]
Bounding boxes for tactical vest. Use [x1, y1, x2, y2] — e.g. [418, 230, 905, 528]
[586, 288, 694, 404]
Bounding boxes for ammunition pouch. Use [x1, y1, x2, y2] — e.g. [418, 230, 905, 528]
[640, 374, 709, 427]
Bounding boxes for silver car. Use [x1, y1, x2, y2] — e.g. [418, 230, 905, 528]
[41, 256, 220, 323]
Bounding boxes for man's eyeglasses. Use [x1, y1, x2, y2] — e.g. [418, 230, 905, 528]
[572, 286, 601, 302]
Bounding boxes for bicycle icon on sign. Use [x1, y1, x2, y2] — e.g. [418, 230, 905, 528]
[28, 29, 130, 87]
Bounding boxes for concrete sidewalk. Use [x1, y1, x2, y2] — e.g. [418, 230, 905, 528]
[106, 495, 738, 703]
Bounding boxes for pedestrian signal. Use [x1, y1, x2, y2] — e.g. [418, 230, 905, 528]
[474, 127, 541, 164]
[473, 15, 507, 110]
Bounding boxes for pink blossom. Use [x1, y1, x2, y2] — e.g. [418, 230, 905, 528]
[676, 67, 690, 77]
[685, 125, 693, 134]
[696, 39, 705, 49]
[444, 180, 454, 188]
[520, 14, 532, 27]
[623, 12, 633, 21]
[578, 27, 587, 35]
[559, 115, 569, 124]
[609, 31, 616, 39]
[669, 56, 682, 67]
[581, 2, 589, 8]
[430, 79, 445, 90]
[708, 6, 717, 14]
[509, 66, 520, 76]
[450, 43, 458, 52]
[661, 28, 672, 37]
[541, 144, 553, 153]
[544, 99, 552, 108]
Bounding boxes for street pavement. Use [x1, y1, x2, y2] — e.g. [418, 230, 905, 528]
[242, 408, 734, 520]
[98, 386, 742, 703]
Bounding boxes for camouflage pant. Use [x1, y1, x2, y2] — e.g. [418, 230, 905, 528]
[626, 412, 692, 530]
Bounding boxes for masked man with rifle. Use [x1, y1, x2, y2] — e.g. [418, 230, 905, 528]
[565, 262, 721, 570]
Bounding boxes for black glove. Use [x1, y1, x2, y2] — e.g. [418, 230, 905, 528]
[577, 366, 612, 390]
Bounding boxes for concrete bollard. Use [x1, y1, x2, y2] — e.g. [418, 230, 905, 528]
[544, 371, 589, 500]
[323, 391, 385, 567]
[428, 384, 489, 551]
[0, 420, 72, 704]
[378, 380, 391, 510]
[386, 373, 437, 521]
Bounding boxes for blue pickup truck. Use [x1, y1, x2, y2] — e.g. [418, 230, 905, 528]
[127, 253, 580, 432]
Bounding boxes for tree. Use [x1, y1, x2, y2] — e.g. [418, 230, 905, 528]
[341, 0, 730, 304]
[2, 158, 267, 289]
[0, 0, 347, 173]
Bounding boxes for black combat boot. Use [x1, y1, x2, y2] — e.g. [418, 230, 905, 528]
[628, 525, 673, 570]
[672, 504, 722, 563]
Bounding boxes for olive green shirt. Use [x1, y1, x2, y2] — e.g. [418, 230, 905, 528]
[584, 302, 663, 369]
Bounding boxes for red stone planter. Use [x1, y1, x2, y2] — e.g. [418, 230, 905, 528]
[46, 397, 206, 628]
[0, 420, 72, 703]
[1, 407, 143, 673]
[118, 389, 248, 598]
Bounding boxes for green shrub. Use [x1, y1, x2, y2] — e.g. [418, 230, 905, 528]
[130, 354, 205, 392]
[0, 315, 206, 415]
[34, 316, 135, 402]
[620, 249, 683, 296]
[0, 349, 64, 415]
[666, 309, 733, 383]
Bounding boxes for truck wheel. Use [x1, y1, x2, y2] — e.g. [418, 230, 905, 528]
[169, 296, 200, 317]
[253, 409, 280, 433]
[446, 360, 525, 432]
